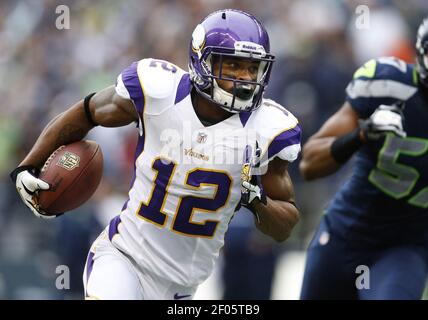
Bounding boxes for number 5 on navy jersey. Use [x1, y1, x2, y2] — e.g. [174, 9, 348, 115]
[369, 134, 428, 208]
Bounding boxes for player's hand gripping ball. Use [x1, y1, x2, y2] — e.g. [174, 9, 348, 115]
[11, 140, 103, 219]
[37, 140, 103, 216]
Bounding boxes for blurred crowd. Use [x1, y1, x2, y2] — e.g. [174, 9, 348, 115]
[0, 0, 427, 299]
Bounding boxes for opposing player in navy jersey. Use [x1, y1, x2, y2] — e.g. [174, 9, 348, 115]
[299, 18, 428, 299]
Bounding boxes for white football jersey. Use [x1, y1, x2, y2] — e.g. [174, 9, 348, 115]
[109, 58, 301, 287]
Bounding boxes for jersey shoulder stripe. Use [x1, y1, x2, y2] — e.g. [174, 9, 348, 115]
[118, 61, 146, 113]
[116, 58, 187, 115]
[175, 73, 192, 105]
[252, 99, 302, 163]
[267, 123, 301, 161]
[346, 57, 417, 101]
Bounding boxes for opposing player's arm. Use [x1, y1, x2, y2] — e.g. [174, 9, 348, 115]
[300, 57, 412, 181]
[19, 86, 138, 169]
[251, 157, 299, 242]
[299, 102, 361, 181]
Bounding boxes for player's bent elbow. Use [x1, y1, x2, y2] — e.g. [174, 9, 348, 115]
[299, 155, 337, 181]
[299, 159, 317, 181]
[275, 206, 300, 243]
[273, 228, 293, 243]
[273, 234, 289, 243]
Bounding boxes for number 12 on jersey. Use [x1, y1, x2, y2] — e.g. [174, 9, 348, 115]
[136, 157, 233, 238]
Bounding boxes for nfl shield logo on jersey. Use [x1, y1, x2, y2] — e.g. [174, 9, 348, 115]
[197, 132, 208, 144]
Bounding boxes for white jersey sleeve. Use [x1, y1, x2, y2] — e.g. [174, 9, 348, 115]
[250, 99, 302, 166]
[115, 58, 188, 116]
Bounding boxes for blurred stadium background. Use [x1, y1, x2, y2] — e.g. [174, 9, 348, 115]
[1, 0, 428, 299]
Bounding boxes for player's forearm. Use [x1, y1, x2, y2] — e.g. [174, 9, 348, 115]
[251, 198, 299, 242]
[299, 137, 341, 181]
[19, 101, 93, 168]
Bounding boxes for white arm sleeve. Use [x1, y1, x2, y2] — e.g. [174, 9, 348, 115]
[275, 144, 301, 163]
[115, 74, 131, 100]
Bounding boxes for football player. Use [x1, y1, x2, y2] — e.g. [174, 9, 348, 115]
[10, 9, 301, 299]
[299, 17, 428, 299]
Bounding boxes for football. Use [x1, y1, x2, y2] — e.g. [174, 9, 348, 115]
[37, 140, 103, 215]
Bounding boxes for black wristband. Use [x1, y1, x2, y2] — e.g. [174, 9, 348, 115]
[330, 128, 363, 164]
[10, 165, 37, 183]
[84, 92, 98, 126]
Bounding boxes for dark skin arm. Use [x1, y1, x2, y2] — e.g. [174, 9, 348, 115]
[250, 157, 300, 242]
[19, 86, 138, 168]
[210, 57, 299, 241]
[299, 102, 364, 181]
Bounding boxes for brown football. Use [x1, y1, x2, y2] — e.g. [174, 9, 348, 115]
[38, 140, 103, 215]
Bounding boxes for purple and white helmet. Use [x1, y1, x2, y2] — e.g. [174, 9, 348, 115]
[189, 9, 275, 113]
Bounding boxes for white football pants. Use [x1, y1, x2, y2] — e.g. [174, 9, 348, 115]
[83, 229, 197, 300]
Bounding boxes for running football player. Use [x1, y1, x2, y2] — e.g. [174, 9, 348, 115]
[299, 18, 428, 299]
[10, 9, 301, 299]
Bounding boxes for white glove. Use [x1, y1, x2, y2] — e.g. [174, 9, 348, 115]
[361, 104, 406, 140]
[11, 166, 54, 219]
[242, 180, 265, 205]
[241, 143, 267, 208]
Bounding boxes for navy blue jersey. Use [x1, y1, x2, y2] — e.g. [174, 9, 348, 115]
[327, 57, 428, 246]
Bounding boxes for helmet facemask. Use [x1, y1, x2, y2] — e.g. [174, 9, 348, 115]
[190, 45, 275, 113]
[416, 18, 428, 88]
[416, 49, 428, 87]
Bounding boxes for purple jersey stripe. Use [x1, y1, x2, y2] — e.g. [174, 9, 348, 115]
[122, 61, 146, 113]
[175, 73, 191, 104]
[108, 215, 122, 241]
[239, 111, 252, 127]
[121, 197, 131, 212]
[85, 251, 95, 285]
[267, 124, 301, 159]
[121, 133, 145, 211]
